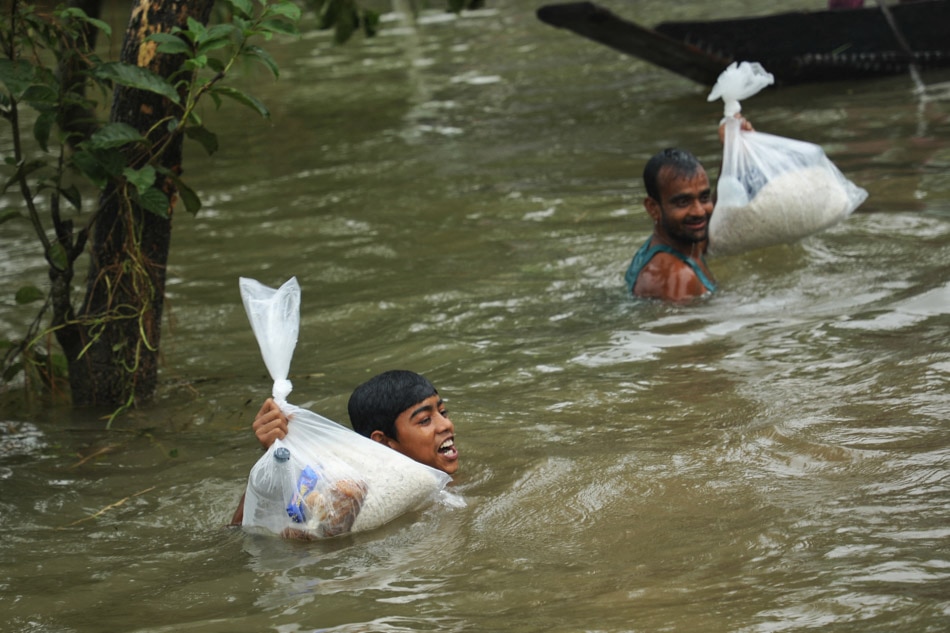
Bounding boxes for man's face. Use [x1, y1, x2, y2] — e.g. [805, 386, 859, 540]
[384, 395, 459, 475]
[647, 166, 713, 245]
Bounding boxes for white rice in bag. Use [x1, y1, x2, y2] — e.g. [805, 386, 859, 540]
[707, 62, 867, 257]
[237, 277, 453, 539]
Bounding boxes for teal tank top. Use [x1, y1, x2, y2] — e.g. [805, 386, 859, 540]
[624, 237, 717, 295]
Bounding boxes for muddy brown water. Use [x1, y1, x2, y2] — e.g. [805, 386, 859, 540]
[1, 2, 949, 631]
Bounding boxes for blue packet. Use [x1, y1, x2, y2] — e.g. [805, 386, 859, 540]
[286, 465, 319, 523]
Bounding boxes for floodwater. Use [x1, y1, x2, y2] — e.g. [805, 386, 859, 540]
[2, 1, 949, 631]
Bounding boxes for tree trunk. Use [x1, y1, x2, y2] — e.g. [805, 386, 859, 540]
[65, 0, 214, 407]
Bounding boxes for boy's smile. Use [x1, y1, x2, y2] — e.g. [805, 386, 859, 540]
[380, 395, 459, 474]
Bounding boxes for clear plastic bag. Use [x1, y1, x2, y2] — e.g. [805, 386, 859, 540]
[238, 277, 453, 538]
[706, 62, 868, 257]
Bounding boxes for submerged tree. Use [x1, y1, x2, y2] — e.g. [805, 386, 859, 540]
[1, 0, 301, 416]
[1, 0, 483, 419]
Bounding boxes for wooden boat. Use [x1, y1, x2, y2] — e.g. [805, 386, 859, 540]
[536, 1, 950, 86]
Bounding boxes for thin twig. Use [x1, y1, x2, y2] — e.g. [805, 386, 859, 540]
[60, 485, 157, 528]
[68, 443, 122, 468]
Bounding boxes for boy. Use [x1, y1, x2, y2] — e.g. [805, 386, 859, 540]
[230, 370, 459, 525]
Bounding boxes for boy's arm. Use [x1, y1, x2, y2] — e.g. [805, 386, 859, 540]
[230, 399, 291, 527]
[230, 493, 245, 526]
[254, 398, 290, 449]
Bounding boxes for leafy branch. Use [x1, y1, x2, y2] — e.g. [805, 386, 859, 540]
[0, 0, 301, 400]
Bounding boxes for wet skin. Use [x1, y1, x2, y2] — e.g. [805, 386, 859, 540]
[633, 166, 716, 302]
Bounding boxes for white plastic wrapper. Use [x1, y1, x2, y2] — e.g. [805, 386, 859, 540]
[238, 277, 453, 538]
[707, 62, 868, 256]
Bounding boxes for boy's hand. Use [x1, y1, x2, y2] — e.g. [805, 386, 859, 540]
[253, 398, 290, 449]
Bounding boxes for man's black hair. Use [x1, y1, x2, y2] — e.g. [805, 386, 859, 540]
[643, 148, 705, 201]
[347, 370, 438, 440]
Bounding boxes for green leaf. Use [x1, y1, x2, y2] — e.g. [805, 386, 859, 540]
[1, 174, 15, 197]
[183, 55, 210, 71]
[185, 109, 203, 126]
[196, 37, 232, 56]
[86, 122, 146, 150]
[206, 57, 226, 73]
[93, 63, 181, 104]
[49, 353, 68, 379]
[178, 181, 201, 216]
[70, 148, 125, 187]
[209, 86, 269, 118]
[170, 23, 196, 44]
[0, 210, 22, 225]
[232, 15, 251, 35]
[20, 83, 59, 105]
[3, 159, 47, 195]
[266, 2, 303, 21]
[184, 126, 219, 156]
[260, 18, 300, 36]
[15, 286, 45, 305]
[33, 110, 56, 152]
[165, 171, 202, 215]
[202, 23, 238, 43]
[243, 45, 280, 79]
[123, 164, 157, 193]
[59, 7, 112, 36]
[147, 33, 193, 56]
[0, 59, 35, 99]
[225, 0, 254, 19]
[47, 242, 69, 271]
[137, 187, 170, 218]
[70, 151, 107, 187]
[186, 17, 208, 41]
[60, 185, 82, 211]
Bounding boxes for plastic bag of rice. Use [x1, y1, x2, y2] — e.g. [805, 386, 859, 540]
[706, 62, 868, 257]
[238, 277, 452, 539]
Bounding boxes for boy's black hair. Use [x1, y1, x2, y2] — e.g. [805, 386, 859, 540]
[347, 370, 439, 440]
[643, 148, 705, 201]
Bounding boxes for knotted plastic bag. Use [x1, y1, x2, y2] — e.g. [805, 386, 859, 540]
[238, 277, 453, 538]
[706, 61, 868, 257]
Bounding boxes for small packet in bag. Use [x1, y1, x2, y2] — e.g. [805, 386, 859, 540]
[238, 277, 452, 539]
[706, 62, 868, 257]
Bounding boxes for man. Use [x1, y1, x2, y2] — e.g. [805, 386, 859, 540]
[625, 117, 751, 302]
[230, 370, 458, 525]
[624, 147, 717, 302]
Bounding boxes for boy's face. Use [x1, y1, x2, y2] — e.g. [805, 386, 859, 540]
[378, 394, 459, 475]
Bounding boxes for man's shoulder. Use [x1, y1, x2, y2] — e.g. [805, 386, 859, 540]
[633, 251, 706, 301]
[641, 249, 694, 272]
